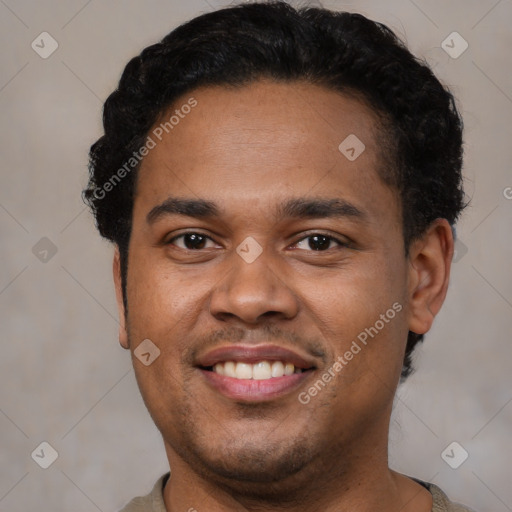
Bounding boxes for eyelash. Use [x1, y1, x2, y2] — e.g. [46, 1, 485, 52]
[166, 232, 349, 251]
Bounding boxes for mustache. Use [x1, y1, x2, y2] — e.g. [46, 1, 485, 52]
[184, 324, 327, 365]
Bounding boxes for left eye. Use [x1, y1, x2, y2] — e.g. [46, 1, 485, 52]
[168, 233, 217, 250]
[294, 234, 346, 251]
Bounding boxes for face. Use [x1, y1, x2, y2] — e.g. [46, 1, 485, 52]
[114, 80, 451, 492]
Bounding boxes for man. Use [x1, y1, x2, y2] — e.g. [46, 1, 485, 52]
[84, 2, 474, 511]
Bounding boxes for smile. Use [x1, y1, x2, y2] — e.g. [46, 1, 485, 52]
[196, 344, 317, 401]
[210, 360, 305, 380]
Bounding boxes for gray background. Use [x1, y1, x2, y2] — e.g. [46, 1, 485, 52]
[1, 0, 511, 510]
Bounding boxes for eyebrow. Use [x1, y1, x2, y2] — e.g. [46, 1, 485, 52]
[146, 196, 367, 225]
[147, 197, 220, 224]
[277, 197, 365, 221]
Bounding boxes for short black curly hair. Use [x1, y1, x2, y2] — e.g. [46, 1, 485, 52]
[83, 0, 465, 380]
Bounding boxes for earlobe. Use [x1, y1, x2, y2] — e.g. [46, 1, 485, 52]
[407, 219, 454, 335]
[113, 247, 129, 349]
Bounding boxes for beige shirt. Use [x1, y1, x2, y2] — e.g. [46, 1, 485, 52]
[118, 473, 476, 512]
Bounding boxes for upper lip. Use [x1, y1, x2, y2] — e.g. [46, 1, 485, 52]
[196, 344, 317, 370]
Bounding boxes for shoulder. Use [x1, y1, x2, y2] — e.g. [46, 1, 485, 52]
[421, 480, 477, 512]
[118, 473, 169, 512]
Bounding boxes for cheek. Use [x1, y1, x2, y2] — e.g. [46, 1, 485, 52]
[302, 257, 407, 377]
[126, 256, 205, 333]
[305, 258, 403, 326]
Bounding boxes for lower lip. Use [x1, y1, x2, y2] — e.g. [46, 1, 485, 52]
[199, 369, 312, 402]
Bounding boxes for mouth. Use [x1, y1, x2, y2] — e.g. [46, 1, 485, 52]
[206, 360, 306, 379]
[196, 344, 317, 402]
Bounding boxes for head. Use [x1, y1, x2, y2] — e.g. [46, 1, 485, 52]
[84, 0, 464, 498]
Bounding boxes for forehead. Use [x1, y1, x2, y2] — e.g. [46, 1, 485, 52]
[134, 80, 399, 226]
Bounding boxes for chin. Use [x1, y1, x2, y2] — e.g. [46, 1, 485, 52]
[171, 428, 317, 491]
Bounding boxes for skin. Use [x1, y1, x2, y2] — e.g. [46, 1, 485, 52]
[113, 80, 454, 511]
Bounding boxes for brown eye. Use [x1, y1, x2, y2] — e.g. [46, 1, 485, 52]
[307, 235, 331, 251]
[168, 233, 215, 250]
[294, 234, 347, 251]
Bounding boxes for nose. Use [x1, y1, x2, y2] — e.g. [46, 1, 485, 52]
[209, 245, 299, 325]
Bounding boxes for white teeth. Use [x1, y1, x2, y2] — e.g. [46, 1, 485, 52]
[271, 361, 285, 378]
[235, 362, 253, 379]
[253, 361, 272, 380]
[212, 360, 302, 380]
[224, 361, 236, 378]
[284, 363, 295, 376]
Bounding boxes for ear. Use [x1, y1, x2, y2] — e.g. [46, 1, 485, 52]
[407, 219, 454, 335]
[113, 246, 129, 349]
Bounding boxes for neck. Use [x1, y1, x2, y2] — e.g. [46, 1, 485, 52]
[161, 436, 432, 512]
